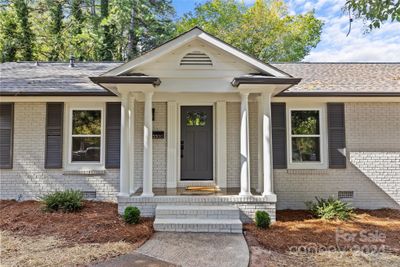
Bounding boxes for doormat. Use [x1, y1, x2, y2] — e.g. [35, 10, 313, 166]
[183, 186, 221, 195]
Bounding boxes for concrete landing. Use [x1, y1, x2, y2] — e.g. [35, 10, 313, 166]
[136, 232, 249, 267]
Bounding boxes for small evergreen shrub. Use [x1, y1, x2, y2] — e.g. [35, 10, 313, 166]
[41, 190, 83, 212]
[255, 210, 271, 229]
[306, 196, 354, 221]
[123, 206, 141, 224]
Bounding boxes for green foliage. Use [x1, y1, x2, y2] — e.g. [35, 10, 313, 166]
[0, 0, 175, 62]
[255, 210, 271, 229]
[176, 0, 323, 62]
[14, 0, 34, 61]
[0, 7, 19, 62]
[41, 189, 83, 212]
[306, 196, 354, 221]
[123, 206, 141, 224]
[345, 0, 400, 30]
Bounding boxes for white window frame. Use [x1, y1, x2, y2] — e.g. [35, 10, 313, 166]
[286, 103, 328, 169]
[64, 103, 106, 171]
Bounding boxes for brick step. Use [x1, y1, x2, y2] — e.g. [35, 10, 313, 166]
[153, 218, 243, 233]
[155, 205, 240, 219]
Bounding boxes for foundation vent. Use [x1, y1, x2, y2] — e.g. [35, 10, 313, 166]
[180, 51, 213, 66]
[338, 191, 354, 199]
[82, 191, 97, 199]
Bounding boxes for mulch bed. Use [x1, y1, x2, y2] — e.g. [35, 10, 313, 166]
[0, 200, 153, 245]
[244, 209, 400, 255]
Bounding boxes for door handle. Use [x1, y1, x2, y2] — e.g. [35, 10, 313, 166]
[181, 141, 184, 158]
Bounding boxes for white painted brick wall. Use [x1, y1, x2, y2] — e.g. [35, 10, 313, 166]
[133, 101, 167, 189]
[0, 103, 119, 201]
[275, 102, 400, 210]
[226, 102, 259, 189]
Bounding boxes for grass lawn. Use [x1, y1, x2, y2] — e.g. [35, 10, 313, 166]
[0, 200, 153, 266]
[244, 209, 400, 267]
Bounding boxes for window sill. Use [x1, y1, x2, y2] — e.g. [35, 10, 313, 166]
[63, 169, 106, 176]
[286, 169, 329, 175]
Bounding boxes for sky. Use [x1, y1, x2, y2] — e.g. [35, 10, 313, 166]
[171, 0, 400, 62]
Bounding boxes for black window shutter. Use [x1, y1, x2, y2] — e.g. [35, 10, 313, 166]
[327, 103, 346, 168]
[45, 103, 64, 168]
[0, 103, 14, 169]
[106, 102, 121, 168]
[271, 103, 287, 169]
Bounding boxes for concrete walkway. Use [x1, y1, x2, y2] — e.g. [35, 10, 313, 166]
[136, 232, 249, 267]
[91, 252, 177, 267]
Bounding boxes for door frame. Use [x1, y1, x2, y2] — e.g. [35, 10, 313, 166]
[177, 102, 216, 182]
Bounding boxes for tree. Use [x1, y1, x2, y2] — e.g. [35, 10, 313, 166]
[106, 0, 175, 60]
[48, 0, 64, 61]
[14, 0, 34, 60]
[0, 6, 19, 62]
[176, 0, 323, 62]
[345, 0, 400, 30]
[99, 0, 114, 60]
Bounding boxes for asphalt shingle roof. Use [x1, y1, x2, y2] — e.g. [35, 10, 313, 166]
[272, 63, 400, 95]
[1, 62, 399, 96]
[0, 62, 122, 96]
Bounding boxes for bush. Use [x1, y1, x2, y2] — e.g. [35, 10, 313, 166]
[306, 196, 354, 221]
[41, 189, 83, 212]
[255, 210, 271, 229]
[123, 206, 140, 224]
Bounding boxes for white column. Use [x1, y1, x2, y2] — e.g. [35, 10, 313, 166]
[216, 101, 227, 189]
[257, 96, 263, 193]
[166, 101, 178, 188]
[128, 94, 135, 194]
[239, 92, 252, 196]
[142, 91, 154, 197]
[119, 93, 130, 197]
[261, 92, 274, 196]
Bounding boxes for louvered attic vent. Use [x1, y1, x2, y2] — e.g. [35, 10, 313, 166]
[180, 51, 213, 66]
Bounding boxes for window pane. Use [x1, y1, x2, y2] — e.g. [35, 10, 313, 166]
[72, 110, 101, 135]
[291, 111, 319, 135]
[186, 111, 207, 126]
[72, 137, 101, 162]
[292, 137, 320, 162]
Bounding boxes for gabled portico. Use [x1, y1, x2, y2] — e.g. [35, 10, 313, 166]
[90, 27, 300, 223]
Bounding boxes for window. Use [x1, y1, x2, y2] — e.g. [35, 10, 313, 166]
[186, 111, 207, 126]
[290, 110, 321, 163]
[71, 110, 102, 162]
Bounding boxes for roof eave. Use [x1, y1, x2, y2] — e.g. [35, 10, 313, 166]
[231, 77, 302, 87]
[89, 76, 161, 86]
[276, 92, 400, 97]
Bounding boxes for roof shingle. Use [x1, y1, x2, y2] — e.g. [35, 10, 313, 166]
[1, 62, 399, 96]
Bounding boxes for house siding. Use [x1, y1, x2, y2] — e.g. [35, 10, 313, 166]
[0, 103, 119, 201]
[1, 102, 399, 211]
[134, 101, 167, 190]
[226, 102, 259, 189]
[274, 102, 400, 210]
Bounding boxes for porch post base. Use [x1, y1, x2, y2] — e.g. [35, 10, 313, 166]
[117, 192, 130, 198]
[141, 193, 154, 197]
[239, 192, 252, 196]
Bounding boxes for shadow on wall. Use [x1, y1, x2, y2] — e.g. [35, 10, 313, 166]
[350, 151, 400, 208]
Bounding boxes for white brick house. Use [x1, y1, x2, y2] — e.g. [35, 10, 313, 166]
[1, 28, 399, 231]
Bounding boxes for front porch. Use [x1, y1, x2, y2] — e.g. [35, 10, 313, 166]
[88, 28, 301, 226]
[118, 188, 276, 223]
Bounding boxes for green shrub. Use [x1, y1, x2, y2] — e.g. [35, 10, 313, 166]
[306, 196, 354, 221]
[255, 210, 271, 229]
[41, 190, 83, 212]
[123, 206, 141, 224]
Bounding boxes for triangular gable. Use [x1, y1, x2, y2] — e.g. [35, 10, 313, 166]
[103, 27, 291, 78]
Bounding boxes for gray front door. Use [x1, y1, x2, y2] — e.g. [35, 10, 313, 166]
[181, 106, 213, 180]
